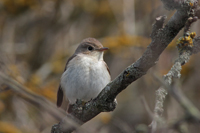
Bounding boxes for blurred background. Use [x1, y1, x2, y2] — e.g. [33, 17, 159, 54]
[0, 0, 200, 133]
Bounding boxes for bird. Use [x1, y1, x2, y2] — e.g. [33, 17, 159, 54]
[57, 38, 111, 112]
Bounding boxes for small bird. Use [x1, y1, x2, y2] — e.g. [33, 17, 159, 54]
[57, 38, 111, 112]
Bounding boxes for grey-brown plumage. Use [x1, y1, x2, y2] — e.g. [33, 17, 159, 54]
[57, 38, 111, 111]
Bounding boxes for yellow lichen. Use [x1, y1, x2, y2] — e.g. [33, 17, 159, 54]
[190, 32, 196, 39]
[189, 2, 193, 7]
[177, 32, 196, 50]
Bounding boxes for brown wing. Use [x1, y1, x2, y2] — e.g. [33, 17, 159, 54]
[104, 61, 111, 76]
[56, 54, 77, 107]
[57, 85, 63, 107]
[63, 54, 77, 71]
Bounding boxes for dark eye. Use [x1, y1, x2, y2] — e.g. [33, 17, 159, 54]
[88, 46, 94, 51]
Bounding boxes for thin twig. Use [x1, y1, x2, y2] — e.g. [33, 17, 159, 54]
[0, 72, 81, 129]
[150, 1, 200, 131]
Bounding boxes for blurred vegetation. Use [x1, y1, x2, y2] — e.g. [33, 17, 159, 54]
[0, 0, 200, 133]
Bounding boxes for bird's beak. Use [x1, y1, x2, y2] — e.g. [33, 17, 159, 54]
[95, 47, 109, 51]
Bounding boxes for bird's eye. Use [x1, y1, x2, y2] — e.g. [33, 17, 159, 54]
[88, 46, 94, 51]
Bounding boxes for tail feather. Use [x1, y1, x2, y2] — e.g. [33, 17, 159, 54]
[57, 85, 63, 107]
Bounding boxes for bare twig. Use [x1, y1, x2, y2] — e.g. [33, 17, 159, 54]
[141, 96, 154, 119]
[150, 2, 200, 131]
[0, 72, 82, 130]
[149, 86, 167, 132]
[170, 86, 200, 122]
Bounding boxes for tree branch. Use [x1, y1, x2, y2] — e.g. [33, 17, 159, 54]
[150, 3, 200, 131]
[0, 72, 80, 128]
[51, 1, 199, 132]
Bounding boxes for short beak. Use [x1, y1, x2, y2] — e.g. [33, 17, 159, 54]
[95, 47, 109, 51]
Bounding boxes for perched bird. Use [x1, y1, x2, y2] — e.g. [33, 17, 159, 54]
[57, 38, 111, 112]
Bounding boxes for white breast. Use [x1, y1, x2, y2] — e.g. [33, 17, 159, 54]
[60, 54, 111, 104]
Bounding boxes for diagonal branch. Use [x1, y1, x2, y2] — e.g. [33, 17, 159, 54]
[150, 4, 200, 131]
[0, 72, 81, 129]
[51, 1, 199, 133]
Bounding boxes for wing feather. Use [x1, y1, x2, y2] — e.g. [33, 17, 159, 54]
[104, 62, 111, 76]
[57, 85, 63, 107]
